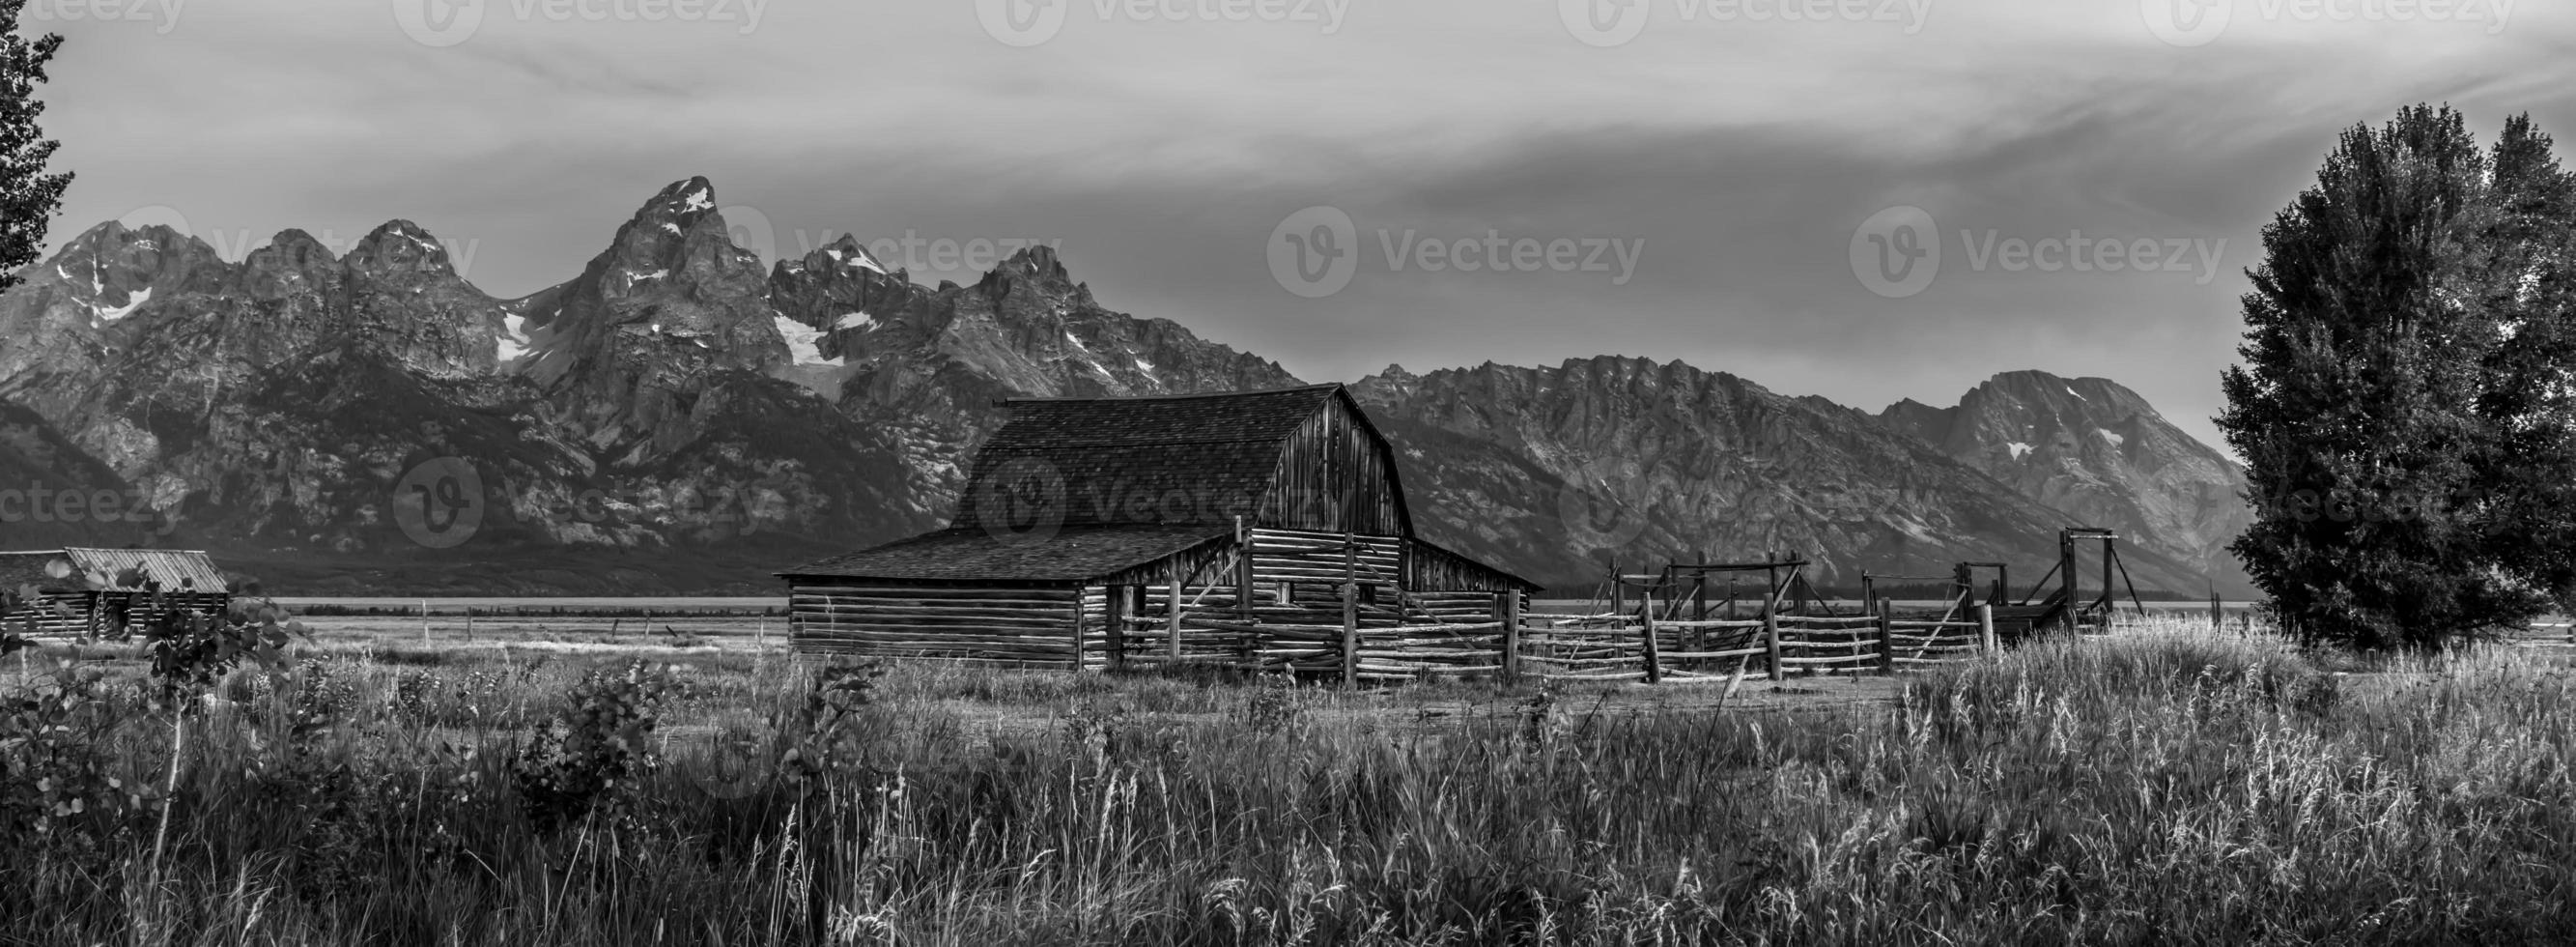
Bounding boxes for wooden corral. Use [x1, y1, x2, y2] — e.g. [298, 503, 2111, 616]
[781, 385, 1541, 680]
[1550, 554, 1998, 684]
[0, 548, 233, 637]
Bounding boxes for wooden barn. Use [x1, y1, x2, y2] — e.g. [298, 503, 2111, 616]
[0, 548, 233, 636]
[780, 385, 1539, 674]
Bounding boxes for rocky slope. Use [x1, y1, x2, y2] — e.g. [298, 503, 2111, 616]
[1354, 359, 2243, 594]
[0, 180, 1300, 591]
[1881, 371, 2253, 589]
[768, 234, 1302, 519]
[0, 400, 165, 550]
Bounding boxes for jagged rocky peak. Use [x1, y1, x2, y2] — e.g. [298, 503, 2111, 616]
[977, 244, 1090, 307]
[343, 219, 458, 279]
[238, 228, 347, 300]
[772, 232, 927, 349]
[521, 177, 783, 360]
[36, 219, 229, 315]
[1351, 363, 1420, 402]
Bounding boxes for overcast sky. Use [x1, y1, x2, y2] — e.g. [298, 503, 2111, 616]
[30, 0, 2576, 451]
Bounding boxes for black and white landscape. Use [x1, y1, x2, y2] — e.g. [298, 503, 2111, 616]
[11, 2, 2576, 944]
[0, 176, 2254, 594]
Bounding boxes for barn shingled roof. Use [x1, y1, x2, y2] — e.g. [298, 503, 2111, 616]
[949, 384, 1353, 531]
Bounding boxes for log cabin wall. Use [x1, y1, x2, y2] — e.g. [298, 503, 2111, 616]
[1244, 528, 1402, 606]
[790, 583, 1090, 669]
[0, 591, 232, 638]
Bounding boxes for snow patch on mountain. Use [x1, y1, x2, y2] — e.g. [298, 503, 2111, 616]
[774, 315, 841, 367]
[96, 287, 151, 323]
[497, 314, 532, 361]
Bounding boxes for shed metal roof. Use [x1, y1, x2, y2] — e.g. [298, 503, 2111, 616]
[0, 549, 230, 594]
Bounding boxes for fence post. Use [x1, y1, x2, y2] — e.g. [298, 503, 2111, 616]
[1166, 560, 1184, 660]
[1340, 581, 1359, 690]
[1104, 584, 1128, 671]
[2209, 590, 2222, 631]
[1763, 601, 1784, 682]
[1069, 589, 1088, 674]
[421, 599, 431, 645]
[1609, 556, 1623, 622]
[1876, 599, 1895, 675]
[1503, 590, 1523, 684]
[1639, 593, 1662, 685]
[1235, 516, 1255, 622]
[1978, 603, 1998, 654]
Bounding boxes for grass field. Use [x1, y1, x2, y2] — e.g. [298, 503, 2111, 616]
[2, 614, 2571, 944]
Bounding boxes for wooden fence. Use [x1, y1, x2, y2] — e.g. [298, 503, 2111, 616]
[2506, 621, 2576, 651]
[1516, 601, 1998, 684]
[1087, 592, 1999, 685]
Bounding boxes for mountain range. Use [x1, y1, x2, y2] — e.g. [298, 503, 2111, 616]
[0, 178, 2255, 597]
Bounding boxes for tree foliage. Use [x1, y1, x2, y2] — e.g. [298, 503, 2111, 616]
[2222, 104, 2576, 649]
[0, 0, 70, 294]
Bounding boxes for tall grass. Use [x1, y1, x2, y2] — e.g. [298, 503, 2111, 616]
[4, 618, 2573, 944]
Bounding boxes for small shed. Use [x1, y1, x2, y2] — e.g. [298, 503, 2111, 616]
[0, 548, 233, 636]
[780, 385, 1538, 672]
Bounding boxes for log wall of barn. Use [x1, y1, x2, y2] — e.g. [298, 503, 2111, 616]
[0, 592, 231, 638]
[1246, 528, 1402, 605]
[790, 583, 1094, 669]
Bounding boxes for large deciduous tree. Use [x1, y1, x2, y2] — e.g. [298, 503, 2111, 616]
[2222, 105, 2576, 649]
[0, 0, 70, 294]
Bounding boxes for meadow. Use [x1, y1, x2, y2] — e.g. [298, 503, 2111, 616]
[1, 613, 2571, 945]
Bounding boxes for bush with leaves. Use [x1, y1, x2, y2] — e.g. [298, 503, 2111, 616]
[508, 659, 674, 833]
[0, 657, 145, 853]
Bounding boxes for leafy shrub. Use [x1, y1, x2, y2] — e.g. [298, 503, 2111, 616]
[508, 659, 674, 833]
[0, 662, 145, 851]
